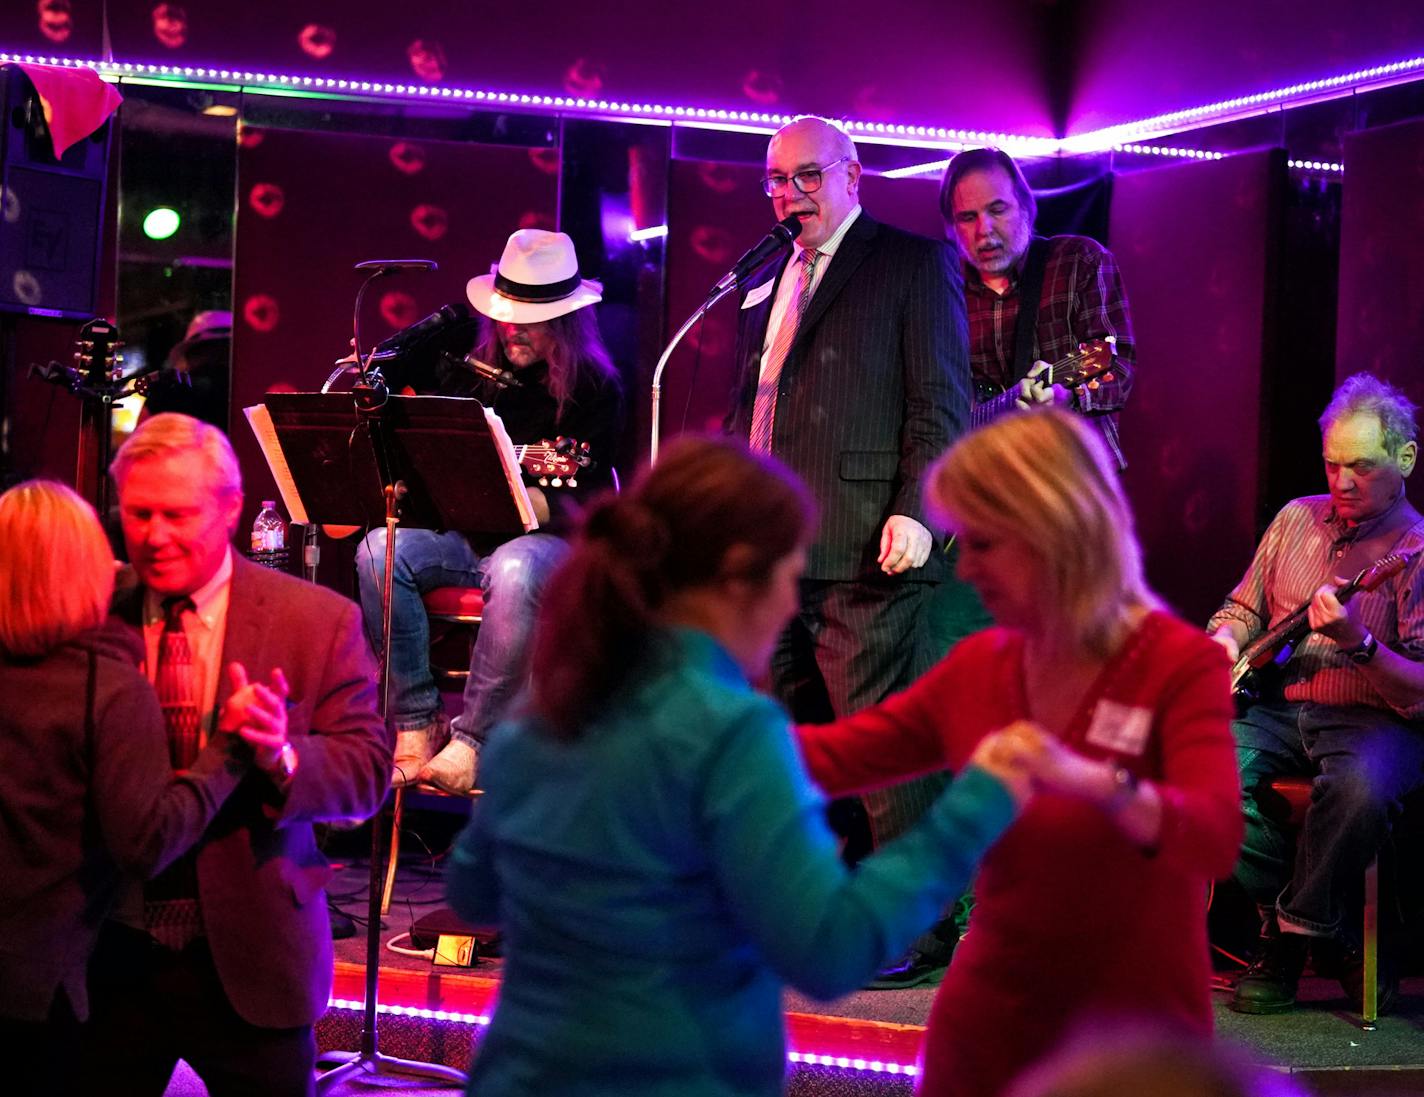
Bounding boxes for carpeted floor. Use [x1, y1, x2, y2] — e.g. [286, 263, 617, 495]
[163, 810, 1424, 1096]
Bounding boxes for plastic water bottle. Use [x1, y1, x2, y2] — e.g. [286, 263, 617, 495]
[250, 501, 286, 567]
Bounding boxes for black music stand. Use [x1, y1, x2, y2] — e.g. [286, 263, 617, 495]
[248, 392, 532, 1092]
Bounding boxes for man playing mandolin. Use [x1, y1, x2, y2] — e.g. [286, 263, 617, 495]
[355, 229, 624, 793]
[1208, 373, 1424, 1015]
[940, 147, 1135, 467]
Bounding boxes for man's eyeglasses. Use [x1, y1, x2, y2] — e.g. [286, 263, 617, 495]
[761, 156, 851, 198]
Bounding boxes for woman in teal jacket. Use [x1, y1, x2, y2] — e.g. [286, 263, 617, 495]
[447, 436, 1027, 1096]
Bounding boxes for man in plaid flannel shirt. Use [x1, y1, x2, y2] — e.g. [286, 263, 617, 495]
[939, 147, 1136, 468]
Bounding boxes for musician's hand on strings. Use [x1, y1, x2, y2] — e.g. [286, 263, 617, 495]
[1209, 625, 1241, 664]
[878, 514, 932, 574]
[1015, 360, 1071, 410]
[1308, 577, 1367, 648]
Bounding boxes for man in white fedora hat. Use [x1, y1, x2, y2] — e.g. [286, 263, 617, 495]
[356, 229, 624, 793]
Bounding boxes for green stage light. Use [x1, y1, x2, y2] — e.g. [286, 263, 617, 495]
[143, 207, 181, 240]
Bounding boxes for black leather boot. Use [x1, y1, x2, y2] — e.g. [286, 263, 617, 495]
[1229, 927, 1310, 1014]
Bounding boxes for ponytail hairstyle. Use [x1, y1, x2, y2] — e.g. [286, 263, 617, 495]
[530, 435, 815, 736]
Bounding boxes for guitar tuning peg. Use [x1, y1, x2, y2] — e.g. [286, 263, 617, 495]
[567, 477, 577, 488]
[551, 477, 564, 488]
[538, 476, 550, 487]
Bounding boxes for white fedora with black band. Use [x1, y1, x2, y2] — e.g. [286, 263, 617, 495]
[466, 229, 602, 324]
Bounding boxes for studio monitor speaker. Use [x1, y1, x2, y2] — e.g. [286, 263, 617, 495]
[0, 64, 112, 318]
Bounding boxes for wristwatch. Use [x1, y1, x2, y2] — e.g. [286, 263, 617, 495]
[1340, 629, 1379, 665]
[1105, 765, 1139, 811]
[265, 741, 299, 785]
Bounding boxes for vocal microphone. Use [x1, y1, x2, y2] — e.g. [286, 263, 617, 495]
[370, 301, 473, 360]
[353, 258, 440, 272]
[711, 214, 804, 296]
[444, 351, 523, 389]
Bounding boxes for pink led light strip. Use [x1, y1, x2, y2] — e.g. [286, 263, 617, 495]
[1, 48, 1414, 160]
[324, 997, 921, 1076]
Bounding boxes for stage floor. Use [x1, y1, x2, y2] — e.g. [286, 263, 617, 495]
[315, 812, 1424, 1096]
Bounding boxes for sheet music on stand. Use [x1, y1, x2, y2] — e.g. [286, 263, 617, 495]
[244, 392, 538, 535]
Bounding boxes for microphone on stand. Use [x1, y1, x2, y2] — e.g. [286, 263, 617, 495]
[354, 259, 440, 272]
[445, 352, 522, 389]
[710, 214, 804, 297]
[369, 301, 473, 361]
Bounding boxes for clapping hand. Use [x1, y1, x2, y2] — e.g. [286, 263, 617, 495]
[219, 662, 291, 770]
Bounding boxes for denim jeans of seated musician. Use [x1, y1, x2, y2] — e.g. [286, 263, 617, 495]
[1232, 700, 1424, 941]
[356, 528, 568, 741]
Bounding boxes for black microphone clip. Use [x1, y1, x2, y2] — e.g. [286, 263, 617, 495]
[353, 259, 439, 273]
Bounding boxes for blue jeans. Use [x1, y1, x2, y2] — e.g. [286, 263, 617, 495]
[1233, 700, 1424, 940]
[356, 529, 568, 742]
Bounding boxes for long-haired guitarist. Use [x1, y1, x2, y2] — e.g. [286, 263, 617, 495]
[355, 230, 624, 794]
[940, 147, 1136, 469]
[1207, 373, 1424, 1016]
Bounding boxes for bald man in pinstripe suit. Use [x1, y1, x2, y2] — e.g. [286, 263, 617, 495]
[726, 118, 971, 972]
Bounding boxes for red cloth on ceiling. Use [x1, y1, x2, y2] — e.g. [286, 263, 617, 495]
[12, 63, 123, 159]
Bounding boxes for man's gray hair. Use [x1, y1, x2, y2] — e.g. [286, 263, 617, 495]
[111, 412, 243, 496]
[1319, 373, 1419, 456]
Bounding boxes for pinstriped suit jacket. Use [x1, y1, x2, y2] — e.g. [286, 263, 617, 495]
[727, 213, 970, 582]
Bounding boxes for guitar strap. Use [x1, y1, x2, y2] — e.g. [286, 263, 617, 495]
[1009, 236, 1053, 385]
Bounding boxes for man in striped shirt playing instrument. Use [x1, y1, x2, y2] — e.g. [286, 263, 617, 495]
[1209, 373, 1424, 1015]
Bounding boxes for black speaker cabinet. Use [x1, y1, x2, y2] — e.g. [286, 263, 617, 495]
[0, 64, 112, 318]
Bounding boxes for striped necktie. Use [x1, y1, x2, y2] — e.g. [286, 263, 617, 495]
[749, 248, 821, 453]
[156, 595, 201, 770]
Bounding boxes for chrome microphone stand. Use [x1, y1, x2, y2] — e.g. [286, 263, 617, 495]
[315, 263, 467, 1093]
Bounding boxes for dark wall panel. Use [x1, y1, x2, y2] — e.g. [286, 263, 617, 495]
[1337, 116, 1424, 471]
[1110, 150, 1284, 624]
[231, 126, 557, 543]
[10, 0, 1051, 137]
[1072, 0, 1424, 132]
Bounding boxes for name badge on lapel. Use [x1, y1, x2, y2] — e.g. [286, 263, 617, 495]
[1084, 699, 1153, 756]
[741, 281, 774, 309]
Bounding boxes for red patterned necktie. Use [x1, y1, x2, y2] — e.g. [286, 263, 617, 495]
[749, 248, 821, 453]
[156, 595, 200, 770]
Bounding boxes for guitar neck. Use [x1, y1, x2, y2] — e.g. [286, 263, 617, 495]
[1236, 578, 1364, 673]
[970, 388, 1021, 428]
[971, 348, 1098, 428]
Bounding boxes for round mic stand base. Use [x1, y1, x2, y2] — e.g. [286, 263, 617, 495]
[317, 1048, 469, 1092]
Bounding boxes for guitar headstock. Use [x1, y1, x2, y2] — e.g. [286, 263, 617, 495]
[74, 318, 122, 382]
[522, 436, 594, 488]
[1056, 336, 1117, 390]
[1352, 551, 1415, 594]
